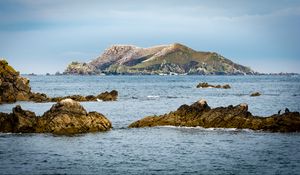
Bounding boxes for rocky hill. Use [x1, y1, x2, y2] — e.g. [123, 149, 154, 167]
[64, 43, 255, 75]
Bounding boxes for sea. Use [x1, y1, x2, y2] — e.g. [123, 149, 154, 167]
[0, 75, 300, 174]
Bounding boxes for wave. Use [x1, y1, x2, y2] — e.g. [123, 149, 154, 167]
[147, 95, 160, 98]
[157, 125, 254, 132]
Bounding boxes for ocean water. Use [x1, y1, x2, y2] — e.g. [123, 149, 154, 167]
[0, 75, 300, 174]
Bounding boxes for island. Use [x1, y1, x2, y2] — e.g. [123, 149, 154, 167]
[64, 43, 256, 75]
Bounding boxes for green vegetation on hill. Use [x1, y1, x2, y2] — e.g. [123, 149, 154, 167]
[64, 43, 255, 75]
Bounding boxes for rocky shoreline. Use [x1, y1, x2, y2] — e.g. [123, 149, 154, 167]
[1, 59, 300, 133]
[129, 100, 300, 132]
[0, 99, 112, 134]
[29, 90, 118, 103]
[0, 60, 118, 104]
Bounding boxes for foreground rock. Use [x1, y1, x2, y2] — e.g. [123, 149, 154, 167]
[0, 59, 32, 103]
[0, 59, 118, 104]
[129, 100, 300, 132]
[0, 99, 112, 134]
[196, 82, 231, 89]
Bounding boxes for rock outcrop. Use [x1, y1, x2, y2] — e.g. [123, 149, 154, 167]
[64, 43, 256, 75]
[196, 82, 231, 89]
[0, 99, 112, 134]
[250, 92, 261, 97]
[47, 90, 118, 102]
[0, 59, 31, 103]
[129, 100, 300, 132]
[0, 59, 118, 104]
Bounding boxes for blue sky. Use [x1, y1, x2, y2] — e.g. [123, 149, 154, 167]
[0, 0, 299, 73]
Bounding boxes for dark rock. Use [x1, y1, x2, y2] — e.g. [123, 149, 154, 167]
[285, 108, 290, 113]
[30, 92, 49, 102]
[0, 105, 37, 133]
[12, 105, 37, 133]
[97, 90, 118, 101]
[0, 99, 112, 134]
[196, 82, 231, 89]
[250, 92, 261, 97]
[0, 59, 32, 103]
[129, 100, 300, 132]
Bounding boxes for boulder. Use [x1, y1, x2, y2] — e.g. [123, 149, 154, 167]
[12, 105, 37, 133]
[0, 59, 32, 103]
[0, 99, 112, 134]
[30, 92, 49, 102]
[129, 99, 300, 132]
[97, 90, 118, 101]
[0, 105, 37, 133]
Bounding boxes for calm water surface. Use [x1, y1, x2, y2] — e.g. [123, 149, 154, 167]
[0, 75, 299, 174]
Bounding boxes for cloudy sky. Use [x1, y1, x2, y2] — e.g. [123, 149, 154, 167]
[0, 0, 299, 73]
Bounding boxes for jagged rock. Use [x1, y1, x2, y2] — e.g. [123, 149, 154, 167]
[30, 92, 49, 102]
[0, 105, 37, 133]
[96, 90, 118, 101]
[0, 59, 32, 103]
[12, 105, 37, 133]
[129, 100, 300, 132]
[250, 92, 261, 97]
[0, 99, 112, 134]
[196, 82, 231, 89]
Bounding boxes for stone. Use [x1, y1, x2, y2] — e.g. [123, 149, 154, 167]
[97, 90, 118, 101]
[196, 82, 231, 89]
[12, 105, 37, 133]
[129, 100, 300, 132]
[250, 92, 261, 97]
[0, 59, 32, 103]
[0, 99, 112, 134]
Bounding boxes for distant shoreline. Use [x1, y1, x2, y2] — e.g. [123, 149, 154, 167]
[22, 73, 299, 76]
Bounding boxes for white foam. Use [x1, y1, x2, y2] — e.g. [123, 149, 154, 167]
[147, 95, 160, 98]
[157, 125, 254, 132]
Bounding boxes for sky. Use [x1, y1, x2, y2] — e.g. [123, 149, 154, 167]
[0, 0, 299, 74]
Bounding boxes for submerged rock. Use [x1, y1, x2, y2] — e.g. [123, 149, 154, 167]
[0, 99, 112, 134]
[196, 82, 231, 89]
[250, 92, 261, 97]
[129, 100, 300, 132]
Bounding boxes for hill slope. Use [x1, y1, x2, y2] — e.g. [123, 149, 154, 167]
[64, 43, 255, 75]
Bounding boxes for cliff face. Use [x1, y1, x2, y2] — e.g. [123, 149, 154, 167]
[64, 43, 255, 75]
